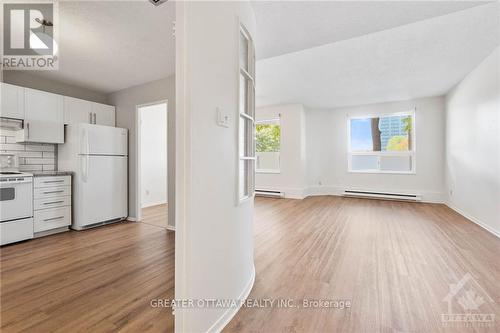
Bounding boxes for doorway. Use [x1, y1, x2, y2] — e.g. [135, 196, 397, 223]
[137, 101, 169, 229]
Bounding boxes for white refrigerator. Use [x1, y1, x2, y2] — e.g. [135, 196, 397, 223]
[59, 124, 128, 230]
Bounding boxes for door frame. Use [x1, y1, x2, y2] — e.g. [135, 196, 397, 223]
[135, 99, 171, 228]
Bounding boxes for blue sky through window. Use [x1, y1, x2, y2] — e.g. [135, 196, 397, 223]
[350, 118, 372, 151]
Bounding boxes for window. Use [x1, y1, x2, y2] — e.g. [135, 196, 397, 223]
[238, 24, 255, 202]
[348, 111, 415, 173]
[256, 118, 281, 173]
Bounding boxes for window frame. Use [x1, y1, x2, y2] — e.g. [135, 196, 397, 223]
[237, 23, 256, 204]
[255, 117, 281, 174]
[347, 110, 416, 175]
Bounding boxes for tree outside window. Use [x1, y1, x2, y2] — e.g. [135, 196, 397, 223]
[256, 119, 281, 172]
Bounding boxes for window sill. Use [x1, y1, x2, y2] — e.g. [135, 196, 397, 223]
[348, 170, 416, 175]
[256, 169, 281, 174]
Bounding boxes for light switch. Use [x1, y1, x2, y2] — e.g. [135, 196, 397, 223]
[216, 108, 230, 128]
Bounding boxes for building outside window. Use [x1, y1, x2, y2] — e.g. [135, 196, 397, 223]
[348, 111, 415, 173]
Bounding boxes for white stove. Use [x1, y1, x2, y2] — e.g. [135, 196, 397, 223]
[0, 171, 34, 179]
[0, 155, 34, 245]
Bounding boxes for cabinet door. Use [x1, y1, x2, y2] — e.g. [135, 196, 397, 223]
[64, 96, 92, 125]
[0, 83, 25, 119]
[91, 103, 115, 126]
[24, 88, 64, 143]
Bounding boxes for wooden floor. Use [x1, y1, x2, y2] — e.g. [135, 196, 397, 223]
[225, 196, 500, 333]
[141, 204, 168, 229]
[1, 197, 499, 333]
[0, 222, 175, 333]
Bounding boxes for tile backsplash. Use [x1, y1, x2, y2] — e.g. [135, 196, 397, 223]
[0, 129, 57, 172]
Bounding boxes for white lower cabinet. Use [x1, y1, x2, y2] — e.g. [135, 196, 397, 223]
[34, 207, 71, 233]
[33, 175, 72, 236]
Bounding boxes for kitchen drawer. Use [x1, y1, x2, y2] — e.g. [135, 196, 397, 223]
[34, 186, 71, 199]
[34, 196, 71, 211]
[34, 206, 71, 232]
[0, 218, 33, 245]
[34, 176, 71, 188]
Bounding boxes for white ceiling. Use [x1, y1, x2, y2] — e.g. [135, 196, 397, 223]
[252, 1, 488, 60]
[22, 0, 175, 94]
[256, 2, 500, 109]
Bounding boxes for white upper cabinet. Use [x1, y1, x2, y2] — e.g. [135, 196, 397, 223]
[17, 88, 64, 143]
[63, 98, 115, 127]
[0, 83, 25, 119]
[91, 103, 115, 126]
[64, 96, 92, 125]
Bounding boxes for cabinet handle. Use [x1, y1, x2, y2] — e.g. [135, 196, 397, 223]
[43, 180, 64, 184]
[89, 112, 92, 124]
[26, 122, 30, 139]
[43, 216, 64, 222]
[93, 113, 96, 124]
[43, 190, 64, 194]
[43, 200, 64, 205]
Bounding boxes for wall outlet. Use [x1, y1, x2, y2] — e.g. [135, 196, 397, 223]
[318, 181, 322, 186]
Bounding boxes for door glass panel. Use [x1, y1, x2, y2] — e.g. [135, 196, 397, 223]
[239, 74, 247, 116]
[239, 160, 248, 199]
[240, 32, 248, 71]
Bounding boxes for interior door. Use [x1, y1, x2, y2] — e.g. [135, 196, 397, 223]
[76, 155, 127, 226]
[24, 88, 64, 143]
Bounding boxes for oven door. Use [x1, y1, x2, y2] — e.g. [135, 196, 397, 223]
[0, 179, 33, 222]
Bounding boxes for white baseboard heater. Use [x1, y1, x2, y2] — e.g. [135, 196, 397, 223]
[255, 189, 285, 198]
[343, 190, 422, 202]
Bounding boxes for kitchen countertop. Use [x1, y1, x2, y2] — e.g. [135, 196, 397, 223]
[32, 171, 73, 177]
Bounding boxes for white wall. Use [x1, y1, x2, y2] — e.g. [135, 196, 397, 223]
[445, 47, 500, 237]
[306, 96, 446, 202]
[255, 104, 307, 198]
[140, 103, 167, 208]
[107, 76, 175, 228]
[175, 1, 256, 332]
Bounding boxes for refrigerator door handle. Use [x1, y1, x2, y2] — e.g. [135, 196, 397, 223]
[81, 155, 89, 183]
[81, 128, 90, 155]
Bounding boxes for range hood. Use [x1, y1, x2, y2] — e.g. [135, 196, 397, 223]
[0, 117, 23, 130]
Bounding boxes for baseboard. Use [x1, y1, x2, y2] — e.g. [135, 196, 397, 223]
[283, 187, 307, 199]
[207, 264, 256, 333]
[446, 202, 500, 238]
[304, 186, 445, 203]
[142, 201, 168, 209]
[305, 186, 342, 197]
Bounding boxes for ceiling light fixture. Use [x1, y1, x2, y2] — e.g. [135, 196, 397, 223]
[35, 18, 53, 33]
